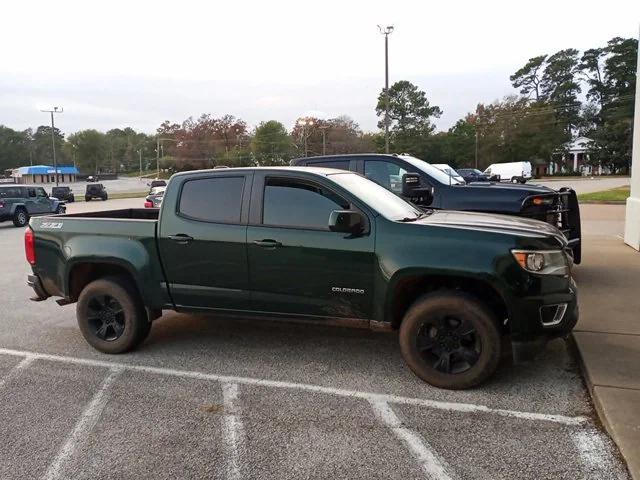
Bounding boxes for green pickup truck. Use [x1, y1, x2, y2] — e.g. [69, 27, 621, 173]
[26, 167, 578, 389]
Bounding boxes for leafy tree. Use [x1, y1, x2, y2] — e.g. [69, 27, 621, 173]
[0, 126, 32, 172]
[32, 125, 66, 165]
[510, 55, 547, 100]
[540, 49, 582, 134]
[66, 130, 107, 174]
[251, 120, 290, 165]
[587, 37, 638, 172]
[375, 80, 442, 155]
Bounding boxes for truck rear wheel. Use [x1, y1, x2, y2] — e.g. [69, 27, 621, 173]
[12, 208, 29, 227]
[399, 291, 501, 389]
[76, 276, 151, 354]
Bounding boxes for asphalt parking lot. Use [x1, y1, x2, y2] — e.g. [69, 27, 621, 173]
[0, 199, 631, 479]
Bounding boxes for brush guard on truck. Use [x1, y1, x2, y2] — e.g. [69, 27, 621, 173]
[521, 188, 581, 264]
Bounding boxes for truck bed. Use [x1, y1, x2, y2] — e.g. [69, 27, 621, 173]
[61, 208, 159, 220]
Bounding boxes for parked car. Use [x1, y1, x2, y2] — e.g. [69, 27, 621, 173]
[432, 164, 465, 184]
[144, 187, 165, 208]
[457, 168, 491, 183]
[85, 183, 108, 201]
[27, 167, 577, 389]
[51, 186, 75, 202]
[148, 179, 166, 192]
[86, 175, 98, 182]
[291, 154, 581, 263]
[484, 161, 533, 183]
[0, 185, 65, 227]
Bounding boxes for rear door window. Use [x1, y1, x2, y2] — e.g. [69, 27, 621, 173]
[0, 187, 22, 198]
[179, 176, 245, 223]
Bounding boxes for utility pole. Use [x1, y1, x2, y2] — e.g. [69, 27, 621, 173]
[40, 106, 63, 186]
[137, 148, 143, 178]
[475, 129, 479, 169]
[156, 137, 160, 179]
[298, 119, 314, 157]
[378, 25, 394, 154]
[319, 125, 329, 155]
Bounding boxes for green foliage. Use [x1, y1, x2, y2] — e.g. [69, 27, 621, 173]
[251, 120, 290, 165]
[375, 80, 442, 156]
[66, 129, 106, 174]
[510, 55, 547, 100]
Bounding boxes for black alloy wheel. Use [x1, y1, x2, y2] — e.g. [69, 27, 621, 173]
[416, 315, 480, 374]
[86, 294, 126, 342]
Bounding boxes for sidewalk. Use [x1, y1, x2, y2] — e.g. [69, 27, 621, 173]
[573, 204, 640, 479]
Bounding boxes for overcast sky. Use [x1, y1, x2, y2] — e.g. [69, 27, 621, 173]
[1, 0, 638, 135]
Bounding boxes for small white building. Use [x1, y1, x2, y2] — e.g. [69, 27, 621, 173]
[548, 136, 610, 175]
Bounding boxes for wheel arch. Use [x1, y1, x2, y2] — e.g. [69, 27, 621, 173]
[385, 271, 510, 331]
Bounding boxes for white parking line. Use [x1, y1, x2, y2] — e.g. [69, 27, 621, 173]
[42, 367, 122, 480]
[572, 428, 627, 480]
[221, 383, 245, 480]
[0, 355, 36, 389]
[370, 399, 454, 480]
[0, 347, 587, 426]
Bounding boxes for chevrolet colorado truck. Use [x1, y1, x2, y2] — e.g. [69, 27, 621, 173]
[26, 167, 578, 389]
[291, 154, 582, 264]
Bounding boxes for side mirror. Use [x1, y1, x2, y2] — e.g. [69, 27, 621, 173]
[401, 173, 421, 196]
[401, 173, 434, 205]
[328, 210, 364, 235]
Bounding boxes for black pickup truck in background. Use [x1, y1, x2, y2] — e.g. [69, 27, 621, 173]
[291, 154, 581, 263]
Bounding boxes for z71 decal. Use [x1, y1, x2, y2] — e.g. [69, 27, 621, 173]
[40, 222, 63, 229]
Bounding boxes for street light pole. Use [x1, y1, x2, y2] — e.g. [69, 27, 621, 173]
[319, 125, 329, 155]
[40, 107, 63, 186]
[137, 148, 143, 178]
[378, 25, 394, 154]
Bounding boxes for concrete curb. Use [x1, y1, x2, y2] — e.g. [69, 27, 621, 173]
[571, 333, 637, 479]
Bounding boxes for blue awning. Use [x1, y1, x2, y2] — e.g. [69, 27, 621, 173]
[15, 165, 79, 176]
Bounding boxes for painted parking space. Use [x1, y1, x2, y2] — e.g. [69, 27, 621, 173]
[0, 349, 630, 480]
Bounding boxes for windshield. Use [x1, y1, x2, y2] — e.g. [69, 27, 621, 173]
[398, 155, 464, 185]
[328, 172, 424, 221]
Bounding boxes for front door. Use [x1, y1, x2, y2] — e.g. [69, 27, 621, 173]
[158, 173, 252, 311]
[247, 173, 376, 319]
[34, 187, 51, 213]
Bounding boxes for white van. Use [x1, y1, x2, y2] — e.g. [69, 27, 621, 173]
[484, 161, 532, 184]
[432, 164, 465, 184]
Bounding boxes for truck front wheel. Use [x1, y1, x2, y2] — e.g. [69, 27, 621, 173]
[76, 276, 151, 354]
[399, 291, 501, 389]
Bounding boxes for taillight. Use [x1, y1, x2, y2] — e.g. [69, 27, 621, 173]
[144, 201, 153, 208]
[25, 228, 35, 265]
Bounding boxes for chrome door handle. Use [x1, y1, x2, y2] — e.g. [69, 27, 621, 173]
[253, 239, 282, 248]
[168, 234, 194, 244]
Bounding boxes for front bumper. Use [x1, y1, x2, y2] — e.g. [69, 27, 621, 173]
[509, 278, 578, 363]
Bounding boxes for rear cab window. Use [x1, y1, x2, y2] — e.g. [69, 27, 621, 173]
[178, 176, 245, 223]
[304, 160, 351, 171]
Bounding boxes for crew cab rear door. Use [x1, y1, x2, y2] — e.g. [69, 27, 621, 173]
[246, 171, 376, 319]
[158, 172, 252, 311]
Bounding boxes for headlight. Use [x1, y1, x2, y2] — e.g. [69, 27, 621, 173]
[511, 250, 569, 276]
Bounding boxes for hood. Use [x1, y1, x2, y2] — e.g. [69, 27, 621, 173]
[415, 209, 567, 246]
[454, 182, 555, 194]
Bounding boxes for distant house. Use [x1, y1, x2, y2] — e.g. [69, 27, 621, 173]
[548, 136, 608, 175]
[11, 165, 80, 184]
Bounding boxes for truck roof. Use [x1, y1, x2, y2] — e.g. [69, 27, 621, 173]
[171, 166, 350, 178]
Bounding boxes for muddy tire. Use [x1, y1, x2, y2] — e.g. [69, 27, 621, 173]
[399, 290, 501, 389]
[76, 276, 151, 354]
